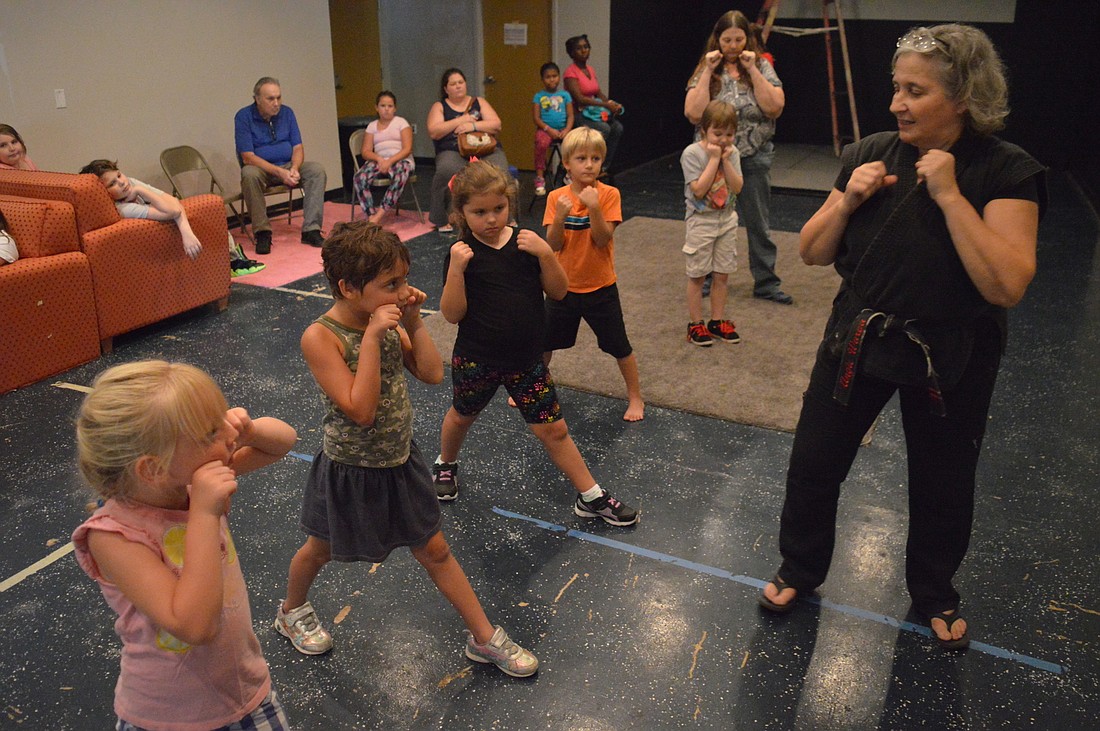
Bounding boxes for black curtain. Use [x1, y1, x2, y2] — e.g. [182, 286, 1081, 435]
[607, 0, 1098, 207]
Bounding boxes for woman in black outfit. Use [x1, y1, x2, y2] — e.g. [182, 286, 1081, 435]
[759, 24, 1046, 651]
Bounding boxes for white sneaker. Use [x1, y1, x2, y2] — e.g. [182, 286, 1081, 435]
[465, 625, 538, 677]
[274, 600, 333, 655]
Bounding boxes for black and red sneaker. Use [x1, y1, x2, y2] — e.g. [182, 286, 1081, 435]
[706, 319, 741, 344]
[687, 321, 713, 347]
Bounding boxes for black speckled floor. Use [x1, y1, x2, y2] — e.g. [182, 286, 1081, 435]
[1, 156, 1097, 730]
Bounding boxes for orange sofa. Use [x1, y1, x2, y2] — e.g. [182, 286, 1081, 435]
[0, 194, 100, 393]
[0, 169, 230, 393]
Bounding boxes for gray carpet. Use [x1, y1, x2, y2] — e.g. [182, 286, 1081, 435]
[423, 216, 841, 432]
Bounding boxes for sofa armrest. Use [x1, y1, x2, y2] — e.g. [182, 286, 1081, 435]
[81, 193, 230, 341]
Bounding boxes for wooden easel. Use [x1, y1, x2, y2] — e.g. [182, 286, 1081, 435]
[757, 0, 860, 155]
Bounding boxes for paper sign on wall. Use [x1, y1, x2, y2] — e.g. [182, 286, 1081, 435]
[504, 23, 527, 46]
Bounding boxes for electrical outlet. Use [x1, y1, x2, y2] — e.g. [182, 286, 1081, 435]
[411, 123, 417, 134]
[54, 89, 67, 108]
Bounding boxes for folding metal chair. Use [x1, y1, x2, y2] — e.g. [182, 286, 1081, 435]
[347, 128, 423, 222]
[160, 145, 257, 241]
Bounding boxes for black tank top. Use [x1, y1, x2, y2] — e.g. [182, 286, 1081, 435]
[433, 97, 483, 154]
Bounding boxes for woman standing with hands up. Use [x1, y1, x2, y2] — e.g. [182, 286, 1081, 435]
[757, 25, 1045, 651]
[685, 11, 791, 305]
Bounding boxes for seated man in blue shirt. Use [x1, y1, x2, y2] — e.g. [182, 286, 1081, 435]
[234, 76, 327, 254]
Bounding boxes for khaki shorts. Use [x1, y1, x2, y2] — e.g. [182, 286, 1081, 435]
[683, 208, 738, 279]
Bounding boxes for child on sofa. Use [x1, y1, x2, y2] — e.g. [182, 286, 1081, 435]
[80, 159, 203, 260]
[0, 209, 18, 265]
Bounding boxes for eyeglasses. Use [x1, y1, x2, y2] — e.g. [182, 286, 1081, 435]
[897, 27, 948, 54]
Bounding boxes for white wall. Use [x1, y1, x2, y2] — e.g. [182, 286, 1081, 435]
[553, 0, 611, 94]
[0, 0, 340, 198]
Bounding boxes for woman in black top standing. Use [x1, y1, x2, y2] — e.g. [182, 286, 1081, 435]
[759, 24, 1045, 651]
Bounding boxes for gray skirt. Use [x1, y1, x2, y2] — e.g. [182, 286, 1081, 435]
[300, 440, 442, 562]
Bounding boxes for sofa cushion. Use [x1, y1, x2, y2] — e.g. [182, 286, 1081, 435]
[0, 195, 81, 258]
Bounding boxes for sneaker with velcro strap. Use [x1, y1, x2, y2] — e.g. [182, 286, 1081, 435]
[574, 490, 639, 526]
[465, 625, 539, 677]
[274, 600, 332, 655]
[433, 460, 459, 501]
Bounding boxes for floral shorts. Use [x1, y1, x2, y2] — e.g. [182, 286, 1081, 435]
[451, 355, 561, 424]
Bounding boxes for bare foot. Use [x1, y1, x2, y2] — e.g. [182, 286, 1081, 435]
[623, 399, 645, 422]
[930, 610, 968, 644]
[762, 579, 797, 608]
[368, 210, 386, 225]
[507, 396, 518, 408]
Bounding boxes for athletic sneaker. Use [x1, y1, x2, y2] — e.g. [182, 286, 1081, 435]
[433, 460, 459, 501]
[534, 176, 547, 196]
[707, 319, 741, 344]
[274, 600, 332, 655]
[231, 258, 266, 277]
[465, 625, 539, 677]
[687, 321, 713, 347]
[574, 490, 639, 526]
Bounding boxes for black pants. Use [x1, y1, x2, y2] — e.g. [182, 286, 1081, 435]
[777, 318, 1002, 617]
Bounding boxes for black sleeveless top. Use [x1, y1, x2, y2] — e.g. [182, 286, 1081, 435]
[433, 97, 483, 155]
[821, 130, 1045, 390]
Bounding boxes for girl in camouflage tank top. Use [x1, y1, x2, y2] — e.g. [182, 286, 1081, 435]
[274, 222, 539, 677]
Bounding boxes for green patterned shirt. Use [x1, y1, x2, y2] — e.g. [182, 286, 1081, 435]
[315, 315, 412, 468]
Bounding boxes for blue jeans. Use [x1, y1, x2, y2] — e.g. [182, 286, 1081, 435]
[736, 149, 781, 296]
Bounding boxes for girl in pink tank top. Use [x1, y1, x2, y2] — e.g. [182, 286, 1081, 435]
[72, 361, 298, 730]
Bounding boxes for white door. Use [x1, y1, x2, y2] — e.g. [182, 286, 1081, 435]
[378, 0, 484, 158]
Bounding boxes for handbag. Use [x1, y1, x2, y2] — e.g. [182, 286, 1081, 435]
[456, 99, 497, 158]
[457, 131, 497, 158]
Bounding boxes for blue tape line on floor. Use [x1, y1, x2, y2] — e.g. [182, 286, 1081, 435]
[288, 451, 314, 462]
[492, 506, 1065, 676]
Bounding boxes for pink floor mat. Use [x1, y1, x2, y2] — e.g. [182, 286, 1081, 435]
[231, 201, 433, 288]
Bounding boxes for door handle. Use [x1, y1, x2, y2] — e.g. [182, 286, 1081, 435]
[484, 75, 496, 84]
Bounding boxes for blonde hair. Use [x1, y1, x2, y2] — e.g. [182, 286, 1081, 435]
[561, 126, 606, 161]
[448, 160, 518, 237]
[76, 361, 228, 500]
